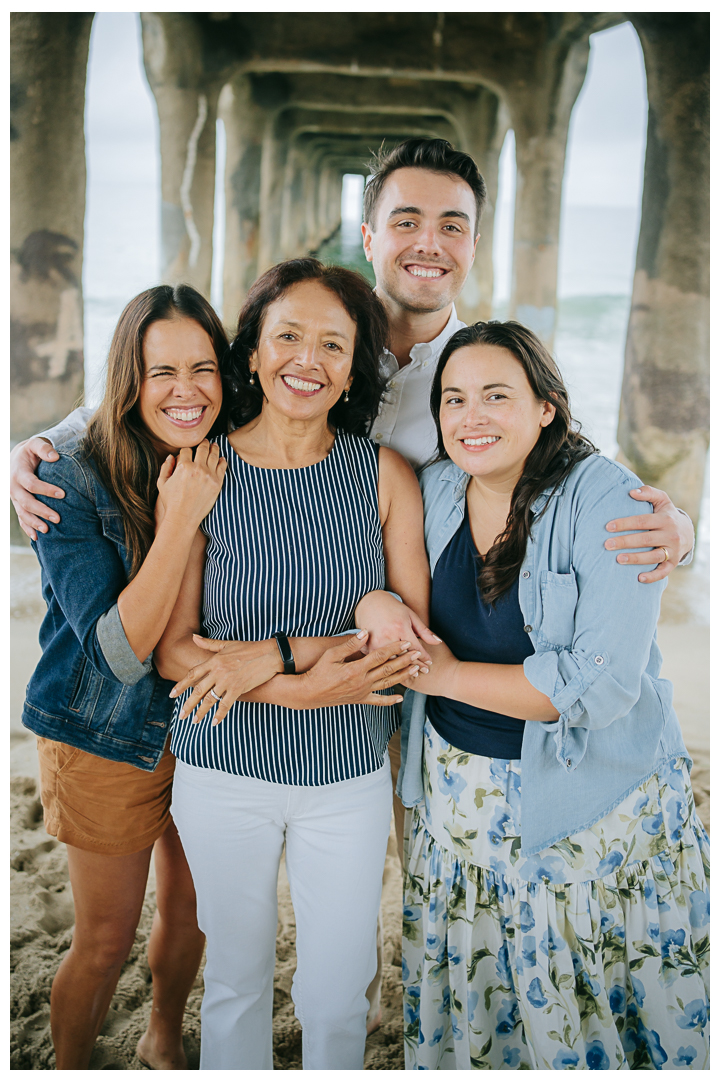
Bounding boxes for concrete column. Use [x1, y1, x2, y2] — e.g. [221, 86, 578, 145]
[506, 37, 591, 345]
[141, 13, 221, 297]
[617, 15, 709, 523]
[454, 91, 509, 325]
[220, 74, 275, 324]
[10, 13, 93, 443]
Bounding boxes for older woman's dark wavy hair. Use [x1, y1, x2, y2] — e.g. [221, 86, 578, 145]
[430, 321, 597, 605]
[226, 258, 389, 435]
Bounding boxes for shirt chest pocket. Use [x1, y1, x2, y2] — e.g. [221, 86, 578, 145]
[538, 570, 578, 647]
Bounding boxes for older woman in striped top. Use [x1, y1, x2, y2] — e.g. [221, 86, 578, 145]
[155, 258, 436, 1070]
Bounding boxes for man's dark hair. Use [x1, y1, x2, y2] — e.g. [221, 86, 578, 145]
[227, 257, 389, 437]
[363, 138, 487, 237]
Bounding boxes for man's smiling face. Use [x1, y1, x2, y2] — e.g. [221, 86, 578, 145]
[361, 166, 479, 315]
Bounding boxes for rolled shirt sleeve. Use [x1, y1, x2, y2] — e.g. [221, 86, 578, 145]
[96, 603, 153, 685]
[37, 406, 93, 447]
[522, 470, 666, 766]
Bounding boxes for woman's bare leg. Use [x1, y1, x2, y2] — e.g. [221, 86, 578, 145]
[51, 844, 153, 1069]
[136, 821, 205, 1070]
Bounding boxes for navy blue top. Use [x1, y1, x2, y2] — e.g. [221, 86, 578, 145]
[172, 432, 396, 785]
[426, 511, 533, 759]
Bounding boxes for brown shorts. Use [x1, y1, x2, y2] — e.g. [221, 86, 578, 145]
[37, 737, 175, 856]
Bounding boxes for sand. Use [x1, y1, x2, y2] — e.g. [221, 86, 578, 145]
[9, 549, 708, 1070]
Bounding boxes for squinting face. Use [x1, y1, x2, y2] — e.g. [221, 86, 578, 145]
[439, 344, 556, 488]
[250, 279, 356, 423]
[361, 167, 478, 314]
[137, 316, 223, 455]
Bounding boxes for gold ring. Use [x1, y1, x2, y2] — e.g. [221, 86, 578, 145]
[661, 546, 670, 563]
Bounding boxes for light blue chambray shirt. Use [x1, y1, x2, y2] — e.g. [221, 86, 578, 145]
[396, 452, 690, 856]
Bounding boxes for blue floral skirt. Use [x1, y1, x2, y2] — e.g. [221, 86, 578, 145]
[402, 720, 710, 1070]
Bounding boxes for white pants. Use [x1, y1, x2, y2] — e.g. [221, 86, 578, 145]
[171, 757, 392, 1070]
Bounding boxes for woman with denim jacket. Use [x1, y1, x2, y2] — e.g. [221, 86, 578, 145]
[370, 321, 709, 1069]
[20, 284, 237, 1069]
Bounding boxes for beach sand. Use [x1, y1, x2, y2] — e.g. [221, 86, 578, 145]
[10, 549, 708, 1069]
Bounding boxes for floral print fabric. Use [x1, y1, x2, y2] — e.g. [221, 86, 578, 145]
[402, 720, 710, 1070]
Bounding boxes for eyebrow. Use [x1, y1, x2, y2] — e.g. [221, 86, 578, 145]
[387, 206, 471, 225]
[146, 359, 217, 372]
[277, 319, 352, 341]
[442, 382, 513, 393]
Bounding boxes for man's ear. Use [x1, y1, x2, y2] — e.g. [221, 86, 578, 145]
[361, 222, 373, 263]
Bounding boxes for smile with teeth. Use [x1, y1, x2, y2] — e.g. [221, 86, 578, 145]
[405, 265, 447, 279]
[462, 436, 500, 446]
[282, 375, 324, 393]
[164, 406, 206, 422]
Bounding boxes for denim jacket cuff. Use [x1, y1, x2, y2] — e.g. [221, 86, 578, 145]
[96, 604, 153, 686]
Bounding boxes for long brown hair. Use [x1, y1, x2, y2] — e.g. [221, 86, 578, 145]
[429, 321, 597, 605]
[83, 285, 230, 579]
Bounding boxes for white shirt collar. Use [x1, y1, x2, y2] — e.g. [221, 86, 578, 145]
[381, 305, 463, 373]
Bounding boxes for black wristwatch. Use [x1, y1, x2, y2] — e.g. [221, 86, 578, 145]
[272, 631, 296, 675]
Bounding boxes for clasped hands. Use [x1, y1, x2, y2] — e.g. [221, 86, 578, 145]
[169, 612, 434, 726]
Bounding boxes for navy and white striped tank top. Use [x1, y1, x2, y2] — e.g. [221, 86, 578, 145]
[171, 431, 397, 785]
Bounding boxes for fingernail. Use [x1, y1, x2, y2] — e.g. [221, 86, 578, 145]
[401, 641, 412, 650]
[411, 651, 422, 659]
[420, 666, 429, 674]
[53, 490, 63, 499]
[639, 575, 648, 582]
[606, 540, 615, 549]
[618, 554, 628, 563]
[39, 525, 48, 533]
[631, 488, 642, 494]
[169, 689, 177, 698]
[430, 633, 442, 642]
[409, 666, 419, 675]
[607, 523, 616, 531]
[356, 629, 368, 638]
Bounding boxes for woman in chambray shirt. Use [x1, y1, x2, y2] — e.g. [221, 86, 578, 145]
[395, 322, 709, 1070]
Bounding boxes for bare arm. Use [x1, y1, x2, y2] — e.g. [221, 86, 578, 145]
[378, 447, 431, 621]
[154, 481, 423, 725]
[406, 641, 559, 722]
[116, 442, 227, 663]
[354, 448, 438, 665]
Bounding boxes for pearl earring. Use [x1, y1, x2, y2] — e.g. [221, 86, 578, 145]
[344, 387, 350, 403]
[249, 371, 255, 386]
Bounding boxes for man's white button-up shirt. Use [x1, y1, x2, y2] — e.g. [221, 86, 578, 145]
[368, 306, 465, 470]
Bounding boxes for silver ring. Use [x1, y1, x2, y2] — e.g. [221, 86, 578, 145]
[209, 688, 222, 701]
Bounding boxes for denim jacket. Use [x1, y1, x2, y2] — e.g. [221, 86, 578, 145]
[396, 453, 689, 855]
[22, 436, 173, 770]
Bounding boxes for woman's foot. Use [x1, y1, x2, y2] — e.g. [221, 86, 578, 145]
[136, 1029, 187, 1070]
[366, 1006, 382, 1035]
